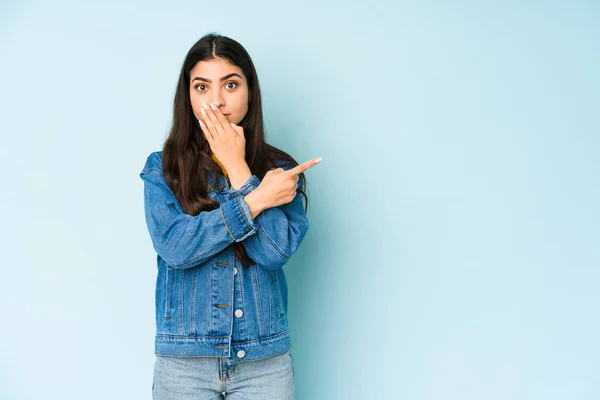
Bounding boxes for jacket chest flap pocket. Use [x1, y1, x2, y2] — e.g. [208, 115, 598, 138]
[166, 191, 224, 214]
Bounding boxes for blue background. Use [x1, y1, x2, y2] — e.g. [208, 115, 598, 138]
[1, 0, 599, 398]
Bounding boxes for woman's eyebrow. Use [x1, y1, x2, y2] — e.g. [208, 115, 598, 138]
[191, 73, 242, 83]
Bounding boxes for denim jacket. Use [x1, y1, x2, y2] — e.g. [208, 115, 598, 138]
[139, 151, 309, 362]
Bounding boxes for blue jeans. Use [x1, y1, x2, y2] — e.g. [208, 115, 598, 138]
[152, 349, 295, 399]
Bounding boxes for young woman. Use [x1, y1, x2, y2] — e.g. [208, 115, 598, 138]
[139, 33, 320, 399]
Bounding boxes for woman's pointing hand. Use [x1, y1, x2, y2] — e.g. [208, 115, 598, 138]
[256, 158, 322, 208]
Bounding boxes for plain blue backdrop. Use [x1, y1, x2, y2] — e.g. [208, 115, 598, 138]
[1, 0, 599, 398]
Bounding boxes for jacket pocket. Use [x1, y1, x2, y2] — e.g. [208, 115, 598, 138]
[276, 275, 287, 326]
[271, 270, 284, 320]
[250, 266, 266, 336]
[164, 265, 173, 320]
[266, 269, 287, 333]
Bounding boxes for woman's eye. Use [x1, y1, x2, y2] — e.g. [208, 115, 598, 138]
[195, 82, 237, 92]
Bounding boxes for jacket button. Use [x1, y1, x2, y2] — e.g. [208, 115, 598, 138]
[235, 309, 243, 318]
[234, 267, 238, 275]
[237, 350, 245, 358]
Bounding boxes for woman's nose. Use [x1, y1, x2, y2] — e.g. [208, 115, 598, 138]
[210, 97, 224, 108]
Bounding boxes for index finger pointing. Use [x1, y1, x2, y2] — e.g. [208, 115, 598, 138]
[287, 158, 322, 175]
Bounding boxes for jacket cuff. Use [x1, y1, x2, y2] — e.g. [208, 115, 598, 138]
[220, 195, 257, 242]
[229, 175, 261, 198]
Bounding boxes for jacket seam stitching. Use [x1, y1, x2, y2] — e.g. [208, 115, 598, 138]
[237, 196, 252, 230]
[220, 204, 236, 241]
[252, 267, 264, 337]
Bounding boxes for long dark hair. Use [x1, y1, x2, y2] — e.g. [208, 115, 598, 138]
[161, 33, 308, 268]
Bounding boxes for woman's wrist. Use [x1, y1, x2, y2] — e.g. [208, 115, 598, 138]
[243, 189, 269, 219]
[226, 162, 252, 189]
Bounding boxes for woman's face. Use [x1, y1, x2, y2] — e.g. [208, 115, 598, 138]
[189, 57, 250, 126]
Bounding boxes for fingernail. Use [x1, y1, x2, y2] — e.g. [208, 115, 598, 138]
[315, 158, 322, 163]
[201, 108, 206, 114]
[202, 102, 208, 109]
[199, 120, 203, 126]
[210, 103, 217, 110]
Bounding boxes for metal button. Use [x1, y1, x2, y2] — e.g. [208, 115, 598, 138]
[235, 309, 243, 318]
[237, 350, 245, 358]
[234, 267, 238, 275]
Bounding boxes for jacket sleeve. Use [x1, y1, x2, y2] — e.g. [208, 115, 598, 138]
[140, 169, 258, 269]
[230, 167, 309, 270]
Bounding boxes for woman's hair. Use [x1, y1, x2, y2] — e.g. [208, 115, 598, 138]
[161, 33, 308, 268]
